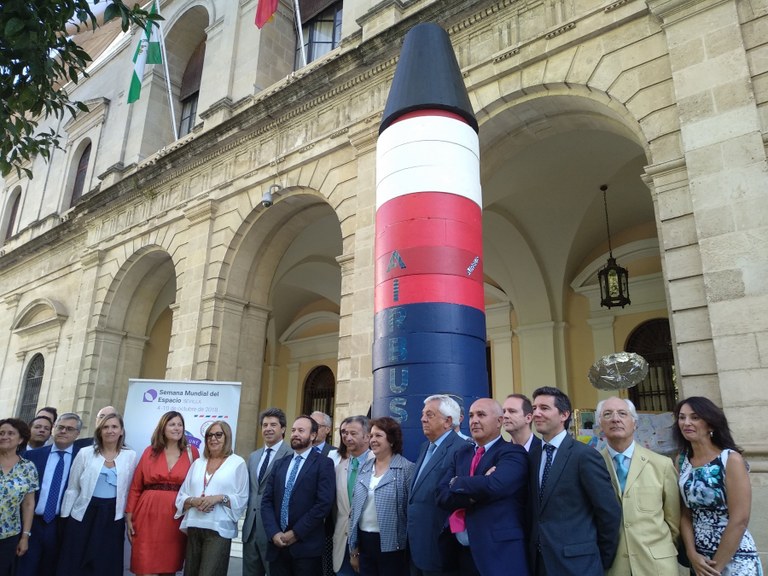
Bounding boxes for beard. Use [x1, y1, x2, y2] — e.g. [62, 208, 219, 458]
[291, 435, 311, 450]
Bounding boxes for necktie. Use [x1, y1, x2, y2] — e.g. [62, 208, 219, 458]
[44, 451, 66, 523]
[415, 442, 437, 483]
[347, 457, 359, 504]
[280, 455, 302, 530]
[614, 453, 628, 493]
[258, 447, 273, 483]
[449, 445, 486, 533]
[539, 444, 555, 504]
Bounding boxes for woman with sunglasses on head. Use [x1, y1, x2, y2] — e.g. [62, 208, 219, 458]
[126, 411, 199, 576]
[57, 412, 137, 576]
[176, 420, 248, 576]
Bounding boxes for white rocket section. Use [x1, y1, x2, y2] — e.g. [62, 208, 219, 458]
[376, 115, 481, 210]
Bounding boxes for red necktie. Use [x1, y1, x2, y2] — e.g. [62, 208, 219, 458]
[449, 446, 485, 533]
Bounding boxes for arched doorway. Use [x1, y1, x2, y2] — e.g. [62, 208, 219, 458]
[626, 319, 677, 411]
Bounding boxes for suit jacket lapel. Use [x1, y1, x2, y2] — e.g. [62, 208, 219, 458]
[293, 449, 317, 489]
[601, 449, 621, 498]
[624, 447, 647, 493]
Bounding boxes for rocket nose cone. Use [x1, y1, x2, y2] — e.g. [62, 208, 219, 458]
[380, 22, 478, 134]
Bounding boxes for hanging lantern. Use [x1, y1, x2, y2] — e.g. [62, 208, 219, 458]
[597, 185, 630, 308]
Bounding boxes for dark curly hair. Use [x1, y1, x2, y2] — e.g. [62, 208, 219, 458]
[370, 416, 403, 455]
[673, 396, 742, 455]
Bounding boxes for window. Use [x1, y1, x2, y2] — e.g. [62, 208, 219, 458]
[625, 319, 677, 412]
[179, 94, 198, 137]
[4, 188, 21, 241]
[17, 354, 45, 422]
[302, 365, 335, 415]
[71, 143, 91, 206]
[295, 1, 342, 68]
[179, 41, 206, 137]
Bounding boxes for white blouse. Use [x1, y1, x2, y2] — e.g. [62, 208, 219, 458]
[175, 454, 249, 539]
[60, 447, 137, 521]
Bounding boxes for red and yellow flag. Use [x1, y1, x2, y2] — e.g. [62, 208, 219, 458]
[255, 0, 279, 28]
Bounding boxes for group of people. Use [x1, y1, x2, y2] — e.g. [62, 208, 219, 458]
[242, 392, 762, 576]
[0, 405, 248, 576]
[0, 389, 762, 576]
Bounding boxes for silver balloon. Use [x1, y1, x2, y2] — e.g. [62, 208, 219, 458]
[588, 352, 649, 391]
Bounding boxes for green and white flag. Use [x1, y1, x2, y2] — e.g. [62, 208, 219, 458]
[127, 4, 162, 103]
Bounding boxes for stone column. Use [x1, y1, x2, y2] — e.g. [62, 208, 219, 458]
[646, 0, 768, 435]
[487, 303, 514, 398]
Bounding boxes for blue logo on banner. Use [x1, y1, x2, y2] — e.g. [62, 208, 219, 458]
[143, 389, 158, 402]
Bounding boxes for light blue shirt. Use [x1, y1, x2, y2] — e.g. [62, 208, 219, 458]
[34, 446, 74, 516]
[284, 449, 310, 487]
[606, 440, 635, 473]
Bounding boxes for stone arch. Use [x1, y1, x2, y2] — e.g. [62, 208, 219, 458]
[213, 187, 343, 451]
[82, 246, 177, 418]
[476, 81, 661, 398]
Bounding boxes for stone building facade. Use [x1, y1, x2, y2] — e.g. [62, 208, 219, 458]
[1, 0, 766, 560]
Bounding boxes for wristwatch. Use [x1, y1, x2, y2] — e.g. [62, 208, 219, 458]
[221, 495, 230, 505]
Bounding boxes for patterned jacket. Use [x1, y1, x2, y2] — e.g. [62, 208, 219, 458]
[348, 453, 414, 553]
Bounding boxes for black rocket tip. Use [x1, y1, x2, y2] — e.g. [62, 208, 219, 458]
[380, 22, 478, 135]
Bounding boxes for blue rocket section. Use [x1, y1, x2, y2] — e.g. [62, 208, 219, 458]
[374, 303, 486, 340]
[372, 304, 488, 461]
[374, 22, 486, 462]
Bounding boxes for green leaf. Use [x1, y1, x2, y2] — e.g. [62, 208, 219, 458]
[4, 17, 26, 37]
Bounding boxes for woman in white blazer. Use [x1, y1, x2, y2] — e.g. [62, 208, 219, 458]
[57, 412, 137, 576]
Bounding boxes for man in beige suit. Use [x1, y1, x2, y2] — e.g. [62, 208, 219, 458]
[598, 397, 680, 576]
[332, 415, 372, 576]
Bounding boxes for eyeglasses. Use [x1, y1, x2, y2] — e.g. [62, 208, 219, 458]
[55, 425, 79, 433]
[600, 410, 630, 420]
[205, 431, 225, 440]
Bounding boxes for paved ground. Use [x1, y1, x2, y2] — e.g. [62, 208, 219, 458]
[227, 556, 242, 575]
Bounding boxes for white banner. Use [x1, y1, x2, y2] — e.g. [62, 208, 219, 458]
[123, 379, 242, 455]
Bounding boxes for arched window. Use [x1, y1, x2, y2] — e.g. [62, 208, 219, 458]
[18, 354, 45, 422]
[71, 143, 91, 206]
[625, 319, 677, 412]
[302, 365, 335, 416]
[179, 41, 206, 137]
[4, 188, 21, 241]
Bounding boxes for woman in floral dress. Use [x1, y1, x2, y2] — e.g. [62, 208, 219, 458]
[674, 397, 762, 576]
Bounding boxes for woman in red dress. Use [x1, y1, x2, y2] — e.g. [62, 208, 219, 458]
[125, 411, 199, 576]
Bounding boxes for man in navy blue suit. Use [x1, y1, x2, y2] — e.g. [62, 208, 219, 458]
[528, 386, 621, 576]
[261, 415, 335, 576]
[17, 413, 83, 576]
[407, 394, 463, 576]
[437, 398, 529, 576]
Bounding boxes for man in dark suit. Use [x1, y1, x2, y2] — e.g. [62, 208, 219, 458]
[243, 408, 293, 576]
[437, 398, 529, 576]
[310, 411, 336, 456]
[17, 413, 83, 576]
[528, 386, 621, 576]
[502, 393, 541, 452]
[261, 415, 335, 576]
[407, 394, 463, 576]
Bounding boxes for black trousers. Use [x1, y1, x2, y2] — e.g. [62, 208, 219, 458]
[357, 530, 408, 576]
[269, 549, 321, 576]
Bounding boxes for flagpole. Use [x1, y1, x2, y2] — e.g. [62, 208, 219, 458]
[293, 0, 307, 67]
[154, 0, 179, 140]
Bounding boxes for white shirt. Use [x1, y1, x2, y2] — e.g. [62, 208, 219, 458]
[175, 454, 249, 539]
[60, 447, 137, 521]
[539, 429, 567, 484]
